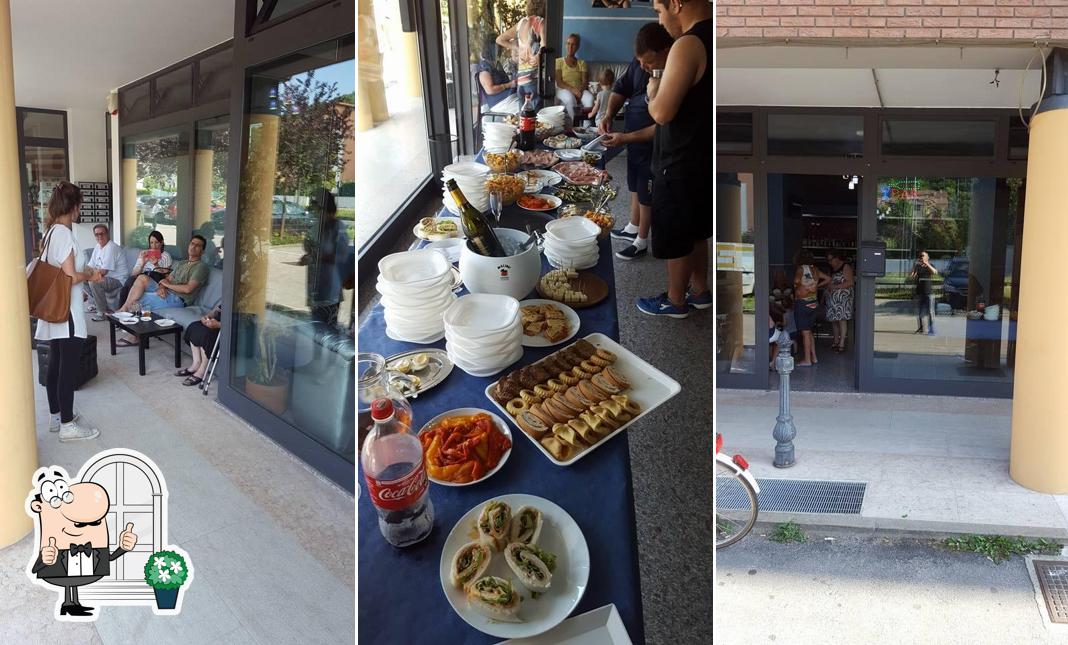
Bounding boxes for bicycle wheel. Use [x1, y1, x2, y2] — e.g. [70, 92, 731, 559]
[716, 459, 759, 549]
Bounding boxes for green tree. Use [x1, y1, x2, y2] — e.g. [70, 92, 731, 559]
[274, 70, 354, 234]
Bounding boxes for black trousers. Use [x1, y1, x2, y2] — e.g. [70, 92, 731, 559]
[47, 318, 82, 423]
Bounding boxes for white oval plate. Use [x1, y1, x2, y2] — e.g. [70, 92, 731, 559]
[528, 169, 562, 186]
[439, 494, 590, 640]
[140, 316, 153, 322]
[413, 216, 465, 242]
[417, 408, 512, 487]
[518, 299, 580, 348]
[154, 318, 176, 327]
[554, 149, 584, 161]
[517, 195, 562, 212]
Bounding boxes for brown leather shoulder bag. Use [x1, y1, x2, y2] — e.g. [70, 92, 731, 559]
[27, 226, 72, 323]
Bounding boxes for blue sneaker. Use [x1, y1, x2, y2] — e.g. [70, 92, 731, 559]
[636, 293, 690, 319]
[686, 290, 712, 310]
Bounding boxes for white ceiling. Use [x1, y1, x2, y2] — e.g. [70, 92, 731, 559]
[717, 45, 1045, 109]
[11, 0, 234, 110]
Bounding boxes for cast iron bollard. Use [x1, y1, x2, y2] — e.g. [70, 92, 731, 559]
[772, 330, 797, 468]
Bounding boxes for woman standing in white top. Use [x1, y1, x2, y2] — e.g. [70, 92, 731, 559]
[33, 181, 102, 441]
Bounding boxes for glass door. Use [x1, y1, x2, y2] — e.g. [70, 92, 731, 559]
[17, 108, 69, 259]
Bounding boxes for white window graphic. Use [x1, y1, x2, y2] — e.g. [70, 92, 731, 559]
[78, 453, 166, 604]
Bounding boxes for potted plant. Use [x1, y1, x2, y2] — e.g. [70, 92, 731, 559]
[144, 549, 191, 611]
[245, 324, 290, 415]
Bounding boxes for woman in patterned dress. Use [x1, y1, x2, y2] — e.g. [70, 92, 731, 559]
[824, 251, 855, 352]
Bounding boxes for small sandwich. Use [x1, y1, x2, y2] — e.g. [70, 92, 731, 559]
[510, 506, 543, 545]
[477, 501, 512, 551]
[450, 542, 491, 590]
[504, 543, 557, 593]
[467, 576, 522, 622]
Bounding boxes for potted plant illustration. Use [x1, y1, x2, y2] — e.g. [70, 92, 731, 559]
[244, 323, 290, 415]
[144, 549, 191, 611]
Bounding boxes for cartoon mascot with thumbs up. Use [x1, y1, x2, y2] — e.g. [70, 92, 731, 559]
[27, 465, 138, 619]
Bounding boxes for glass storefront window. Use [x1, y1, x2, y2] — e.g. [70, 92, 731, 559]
[881, 119, 995, 157]
[123, 131, 190, 258]
[195, 117, 229, 269]
[768, 114, 864, 156]
[717, 173, 757, 375]
[355, 0, 431, 251]
[874, 177, 1022, 384]
[717, 112, 753, 156]
[232, 40, 356, 462]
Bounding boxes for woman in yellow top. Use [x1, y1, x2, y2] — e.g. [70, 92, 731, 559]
[555, 34, 594, 122]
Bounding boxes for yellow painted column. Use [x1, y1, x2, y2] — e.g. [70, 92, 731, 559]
[193, 148, 214, 230]
[357, 0, 389, 124]
[398, 32, 423, 99]
[1010, 105, 1068, 493]
[235, 113, 279, 321]
[0, 0, 39, 548]
[121, 157, 139, 242]
[717, 177, 743, 368]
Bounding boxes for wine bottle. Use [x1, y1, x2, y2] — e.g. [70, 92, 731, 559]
[445, 179, 507, 257]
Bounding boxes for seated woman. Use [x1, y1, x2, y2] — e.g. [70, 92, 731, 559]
[120, 230, 172, 304]
[175, 305, 221, 386]
[554, 33, 594, 122]
[477, 43, 516, 113]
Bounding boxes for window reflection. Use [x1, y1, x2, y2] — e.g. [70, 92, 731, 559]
[123, 131, 189, 259]
[874, 177, 1022, 383]
[233, 46, 356, 462]
[717, 172, 756, 375]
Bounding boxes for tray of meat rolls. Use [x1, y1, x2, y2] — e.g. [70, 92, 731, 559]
[485, 334, 681, 466]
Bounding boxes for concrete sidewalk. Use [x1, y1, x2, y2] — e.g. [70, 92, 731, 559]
[717, 389, 1068, 539]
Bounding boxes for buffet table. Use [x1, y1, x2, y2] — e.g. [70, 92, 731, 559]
[357, 215, 646, 643]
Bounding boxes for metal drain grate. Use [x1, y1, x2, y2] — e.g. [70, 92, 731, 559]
[1033, 560, 1068, 624]
[717, 478, 866, 515]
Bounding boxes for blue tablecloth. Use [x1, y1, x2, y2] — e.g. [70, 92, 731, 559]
[357, 229, 647, 643]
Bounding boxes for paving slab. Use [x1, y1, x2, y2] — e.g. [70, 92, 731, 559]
[718, 389, 1068, 539]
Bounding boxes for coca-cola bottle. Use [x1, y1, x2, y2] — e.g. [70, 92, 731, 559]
[518, 95, 537, 151]
[361, 398, 434, 547]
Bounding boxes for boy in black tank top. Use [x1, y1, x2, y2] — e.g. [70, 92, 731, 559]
[636, 0, 713, 319]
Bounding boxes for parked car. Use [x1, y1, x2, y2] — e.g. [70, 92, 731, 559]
[941, 257, 969, 310]
[209, 198, 311, 234]
[157, 196, 177, 223]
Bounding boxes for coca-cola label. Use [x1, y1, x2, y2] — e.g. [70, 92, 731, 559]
[520, 116, 535, 132]
[366, 462, 428, 511]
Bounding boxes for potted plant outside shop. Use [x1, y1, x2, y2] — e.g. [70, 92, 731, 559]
[245, 324, 290, 415]
[144, 549, 191, 612]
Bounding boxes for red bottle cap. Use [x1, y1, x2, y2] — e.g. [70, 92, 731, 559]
[370, 399, 394, 421]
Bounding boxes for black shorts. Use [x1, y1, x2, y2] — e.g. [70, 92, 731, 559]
[626, 147, 653, 207]
[650, 169, 713, 260]
[794, 299, 819, 332]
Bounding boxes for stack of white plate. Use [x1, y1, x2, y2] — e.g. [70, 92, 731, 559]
[538, 106, 566, 132]
[543, 217, 600, 270]
[483, 122, 516, 153]
[443, 294, 524, 377]
[441, 162, 491, 215]
[377, 249, 457, 343]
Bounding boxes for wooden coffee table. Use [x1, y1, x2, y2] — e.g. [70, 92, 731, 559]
[108, 313, 184, 376]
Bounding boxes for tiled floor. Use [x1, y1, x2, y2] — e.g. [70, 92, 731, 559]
[0, 318, 354, 644]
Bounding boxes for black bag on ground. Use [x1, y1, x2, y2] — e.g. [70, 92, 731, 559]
[36, 335, 98, 390]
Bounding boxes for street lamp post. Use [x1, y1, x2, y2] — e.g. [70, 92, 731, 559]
[772, 330, 797, 468]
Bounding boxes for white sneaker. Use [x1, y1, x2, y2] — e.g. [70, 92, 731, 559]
[48, 412, 78, 432]
[59, 420, 99, 442]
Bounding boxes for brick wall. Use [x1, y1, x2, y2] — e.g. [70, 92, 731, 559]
[716, 0, 1068, 42]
